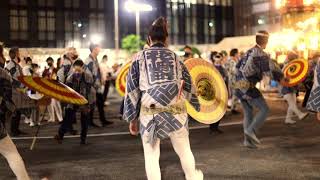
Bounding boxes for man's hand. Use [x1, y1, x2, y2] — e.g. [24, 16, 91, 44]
[129, 119, 139, 136]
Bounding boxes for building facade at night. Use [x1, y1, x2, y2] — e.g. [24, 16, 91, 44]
[166, 0, 234, 45]
[233, 0, 281, 36]
[0, 0, 234, 48]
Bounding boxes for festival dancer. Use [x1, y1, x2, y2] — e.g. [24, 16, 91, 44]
[123, 17, 203, 180]
[307, 54, 320, 121]
[235, 31, 285, 148]
[0, 66, 30, 180]
[280, 53, 309, 124]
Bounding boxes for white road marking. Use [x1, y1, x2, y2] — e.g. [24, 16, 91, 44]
[11, 115, 297, 140]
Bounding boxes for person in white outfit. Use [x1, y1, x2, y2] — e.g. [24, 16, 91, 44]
[281, 86, 309, 124]
[123, 17, 203, 180]
[280, 54, 308, 124]
[43, 57, 63, 122]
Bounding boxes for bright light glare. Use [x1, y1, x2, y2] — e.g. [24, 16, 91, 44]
[275, 0, 286, 9]
[90, 34, 103, 43]
[303, 0, 314, 6]
[125, 0, 152, 12]
[257, 19, 264, 25]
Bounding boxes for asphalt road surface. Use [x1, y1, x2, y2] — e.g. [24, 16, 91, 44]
[0, 93, 320, 180]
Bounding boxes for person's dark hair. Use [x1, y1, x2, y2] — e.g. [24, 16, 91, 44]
[102, 55, 107, 59]
[230, 48, 239, 57]
[184, 45, 192, 51]
[148, 17, 168, 43]
[89, 43, 99, 52]
[256, 30, 269, 46]
[57, 57, 61, 69]
[215, 53, 223, 59]
[24, 57, 32, 64]
[73, 59, 84, 67]
[9, 47, 19, 60]
[46, 57, 54, 62]
[31, 63, 39, 69]
[210, 51, 218, 61]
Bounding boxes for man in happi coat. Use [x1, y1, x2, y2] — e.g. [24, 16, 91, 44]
[123, 17, 203, 180]
[235, 31, 285, 148]
[0, 66, 30, 180]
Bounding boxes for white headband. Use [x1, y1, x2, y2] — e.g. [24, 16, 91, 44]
[256, 32, 269, 37]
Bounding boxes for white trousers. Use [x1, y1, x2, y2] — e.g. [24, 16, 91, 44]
[48, 99, 63, 122]
[284, 93, 304, 121]
[0, 136, 30, 180]
[142, 129, 203, 180]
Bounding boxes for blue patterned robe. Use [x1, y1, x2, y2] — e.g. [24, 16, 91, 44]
[235, 45, 283, 100]
[84, 55, 102, 90]
[123, 44, 199, 143]
[57, 57, 72, 83]
[0, 68, 14, 139]
[307, 60, 320, 112]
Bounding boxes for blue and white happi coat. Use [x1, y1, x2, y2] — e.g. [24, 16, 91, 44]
[307, 60, 320, 112]
[123, 44, 199, 144]
[235, 45, 283, 100]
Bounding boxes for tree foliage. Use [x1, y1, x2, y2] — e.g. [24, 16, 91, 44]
[121, 34, 145, 54]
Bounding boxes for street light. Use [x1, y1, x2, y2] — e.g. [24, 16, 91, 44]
[124, 0, 152, 37]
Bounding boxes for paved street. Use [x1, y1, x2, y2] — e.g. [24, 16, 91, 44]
[1, 93, 320, 180]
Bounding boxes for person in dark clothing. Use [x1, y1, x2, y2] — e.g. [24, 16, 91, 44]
[42, 57, 58, 79]
[209, 53, 228, 134]
[54, 60, 94, 145]
[183, 45, 194, 61]
[85, 44, 113, 127]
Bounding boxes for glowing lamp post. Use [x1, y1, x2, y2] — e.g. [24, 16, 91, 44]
[125, 0, 152, 37]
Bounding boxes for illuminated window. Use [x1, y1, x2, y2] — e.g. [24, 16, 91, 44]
[38, 11, 55, 40]
[64, 12, 80, 47]
[9, 9, 28, 40]
[89, 13, 105, 34]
